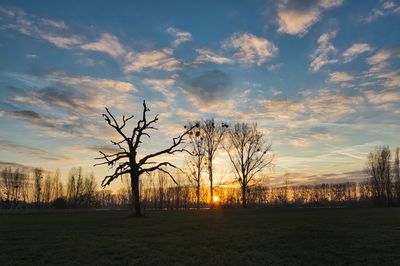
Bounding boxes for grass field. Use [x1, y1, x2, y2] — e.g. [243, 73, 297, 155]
[1, 208, 400, 265]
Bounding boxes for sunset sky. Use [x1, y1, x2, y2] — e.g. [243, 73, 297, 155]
[0, 0, 399, 190]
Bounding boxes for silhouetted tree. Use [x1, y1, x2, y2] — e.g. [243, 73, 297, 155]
[225, 123, 274, 208]
[393, 147, 400, 202]
[95, 100, 197, 217]
[366, 146, 392, 206]
[33, 168, 43, 208]
[201, 119, 228, 207]
[0, 168, 27, 208]
[186, 121, 206, 209]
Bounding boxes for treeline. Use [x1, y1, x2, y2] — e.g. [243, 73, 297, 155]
[0, 167, 98, 209]
[0, 166, 393, 210]
[1, 145, 400, 209]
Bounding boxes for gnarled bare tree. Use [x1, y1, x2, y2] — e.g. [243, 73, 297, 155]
[95, 100, 197, 216]
[225, 123, 274, 208]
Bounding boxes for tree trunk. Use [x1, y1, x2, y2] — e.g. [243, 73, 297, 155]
[209, 160, 213, 208]
[242, 185, 247, 208]
[131, 172, 141, 217]
[196, 182, 200, 210]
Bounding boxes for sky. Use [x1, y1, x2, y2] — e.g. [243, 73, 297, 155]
[0, 0, 399, 189]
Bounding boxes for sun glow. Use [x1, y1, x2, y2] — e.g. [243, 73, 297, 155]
[213, 195, 220, 203]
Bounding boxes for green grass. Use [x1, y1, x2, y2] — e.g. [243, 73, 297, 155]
[1, 208, 400, 265]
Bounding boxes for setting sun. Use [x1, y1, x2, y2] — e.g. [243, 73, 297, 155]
[213, 196, 220, 203]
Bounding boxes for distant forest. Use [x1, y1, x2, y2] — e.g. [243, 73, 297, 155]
[1, 145, 399, 210]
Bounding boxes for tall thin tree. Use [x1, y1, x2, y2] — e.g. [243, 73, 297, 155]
[225, 123, 274, 208]
[186, 122, 206, 209]
[202, 119, 228, 207]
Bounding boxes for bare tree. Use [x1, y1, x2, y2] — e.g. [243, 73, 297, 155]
[95, 100, 197, 217]
[202, 119, 228, 207]
[225, 123, 274, 208]
[33, 168, 43, 208]
[66, 167, 84, 207]
[0, 168, 27, 208]
[393, 147, 400, 201]
[42, 173, 53, 206]
[186, 122, 206, 209]
[366, 146, 392, 206]
[158, 169, 167, 209]
[52, 169, 64, 200]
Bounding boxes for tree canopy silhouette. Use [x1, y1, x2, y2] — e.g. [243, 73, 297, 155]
[95, 100, 198, 216]
[225, 123, 274, 208]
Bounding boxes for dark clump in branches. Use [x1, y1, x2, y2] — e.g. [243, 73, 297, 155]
[95, 100, 198, 217]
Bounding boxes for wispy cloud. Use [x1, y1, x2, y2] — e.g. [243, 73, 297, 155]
[81, 33, 126, 58]
[193, 48, 233, 65]
[10, 109, 97, 138]
[256, 89, 364, 123]
[222, 32, 278, 66]
[0, 139, 72, 161]
[342, 43, 372, 63]
[124, 48, 181, 72]
[166, 27, 192, 47]
[0, 5, 82, 49]
[310, 31, 337, 71]
[39, 33, 82, 49]
[328, 71, 353, 82]
[365, 90, 400, 105]
[142, 78, 175, 95]
[276, 0, 343, 36]
[9, 72, 136, 114]
[361, 1, 400, 23]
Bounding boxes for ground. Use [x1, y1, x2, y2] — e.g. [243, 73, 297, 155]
[1, 208, 400, 265]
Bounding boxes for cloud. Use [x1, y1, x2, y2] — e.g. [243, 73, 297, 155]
[10, 109, 99, 138]
[49, 72, 135, 92]
[0, 139, 72, 161]
[257, 99, 306, 121]
[267, 63, 283, 71]
[342, 43, 372, 63]
[39, 33, 82, 48]
[180, 70, 239, 116]
[124, 48, 181, 72]
[41, 18, 68, 30]
[81, 33, 126, 58]
[0, 160, 37, 171]
[142, 78, 175, 94]
[222, 32, 278, 66]
[290, 138, 311, 147]
[367, 49, 394, 65]
[276, 0, 343, 36]
[310, 31, 338, 71]
[166, 27, 192, 47]
[328, 71, 353, 82]
[361, 1, 400, 23]
[25, 54, 38, 59]
[256, 90, 364, 123]
[381, 72, 400, 87]
[365, 90, 400, 104]
[182, 70, 232, 104]
[364, 46, 400, 87]
[193, 48, 233, 65]
[10, 72, 136, 114]
[0, 6, 82, 48]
